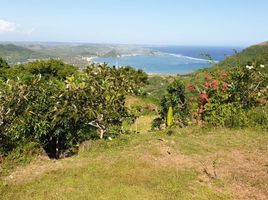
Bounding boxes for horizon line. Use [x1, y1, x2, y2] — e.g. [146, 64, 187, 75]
[0, 40, 249, 48]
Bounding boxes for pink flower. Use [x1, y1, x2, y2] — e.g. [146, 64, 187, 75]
[222, 82, 229, 90]
[204, 82, 211, 88]
[204, 73, 212, 81]
[200, 92, 209, 102]
[199, 105, 204, 113]
[211, 80, 219, 89]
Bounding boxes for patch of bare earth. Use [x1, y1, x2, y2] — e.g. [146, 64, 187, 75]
[138, 139, 195, 169]
[136, 139, 268, 199]
[215, 150, 268, 200]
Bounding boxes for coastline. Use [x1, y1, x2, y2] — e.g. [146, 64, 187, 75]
[91, 50, 213, 74]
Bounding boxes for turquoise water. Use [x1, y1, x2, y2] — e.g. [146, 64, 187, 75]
[93, 54, 211, 74]
[93, 46, 243, 74]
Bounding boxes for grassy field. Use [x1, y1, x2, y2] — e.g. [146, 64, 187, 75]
[1, 125, 267, 200]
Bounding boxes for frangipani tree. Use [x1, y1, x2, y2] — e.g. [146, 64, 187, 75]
[0, 62, 147, 158]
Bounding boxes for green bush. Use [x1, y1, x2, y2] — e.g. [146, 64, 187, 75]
[5, 59, 79, 81]
[0, 60, 148, 159]
[204, 102, 247, 127]
[154, 79, 189, 129]
[246, 106, 268, 129]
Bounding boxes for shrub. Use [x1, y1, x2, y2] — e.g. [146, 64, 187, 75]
[204, 102, 247, 127]
[0, 61, 148, 159]
[188, 62, 267, 128]
[154, 79, 189, 129]
[246, 106, 268, 129]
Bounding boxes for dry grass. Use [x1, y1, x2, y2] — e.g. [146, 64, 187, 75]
[1, 127, 268, 200]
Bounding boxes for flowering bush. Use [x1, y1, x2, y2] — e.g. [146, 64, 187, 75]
[228, 62, 267, 108]
[187, 63, 267, 127]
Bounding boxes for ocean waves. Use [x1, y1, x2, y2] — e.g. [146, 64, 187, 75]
[168, 53, 212, 62]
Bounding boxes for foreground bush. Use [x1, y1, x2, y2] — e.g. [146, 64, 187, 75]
[0, 60, 147, 158]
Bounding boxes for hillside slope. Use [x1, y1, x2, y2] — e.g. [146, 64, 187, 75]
[0, 44, 42, 64]
[185, 41, 268, 84]
[218, 42, 268, 69]
[1, 127, 267, 200]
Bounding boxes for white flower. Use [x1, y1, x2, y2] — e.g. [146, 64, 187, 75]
[246, 65, 254, 70]
[258, 92, 261, 97]
[260, 64, 265, 68]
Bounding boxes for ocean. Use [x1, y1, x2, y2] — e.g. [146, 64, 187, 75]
[93, 46, 244, 74]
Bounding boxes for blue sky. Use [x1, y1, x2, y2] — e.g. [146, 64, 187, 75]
[0, 0, 268, 46]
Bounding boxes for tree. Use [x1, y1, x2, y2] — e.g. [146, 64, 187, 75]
[6, 59, 79, 81]
[0, 58, 10, 80]
[153, 79, 189, 129]
[0, 62, 148, 158]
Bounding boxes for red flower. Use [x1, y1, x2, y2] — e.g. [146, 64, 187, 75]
[187, 83, 195, 90]
[204, 73, 212, 81]
[200, 92, 209, 102]
[222, 82, 229, 90]
[199, 105, 204, 113]
[211, 80, 219, 89]
[204, 81, 211, 88]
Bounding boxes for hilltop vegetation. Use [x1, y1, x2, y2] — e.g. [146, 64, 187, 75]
[0, 42, 268, 199]
[219, 42, 268, 72]
[0, 59, 148, 159]
[0, 44, 43, 64]
[0, 41, 267, 160]
[183, 42, 268, 87]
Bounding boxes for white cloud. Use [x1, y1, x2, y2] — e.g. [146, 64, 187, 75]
[0, 19, 16, 33]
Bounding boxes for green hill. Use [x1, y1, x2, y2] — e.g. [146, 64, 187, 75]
[0, 44, 41, 64]
[218, 42, 268, 69]
[185, 41, 268, 84]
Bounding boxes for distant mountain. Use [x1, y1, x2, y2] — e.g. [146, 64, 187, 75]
[0, 44, 43, 65]
[103, 50, 119, 57]
[0, 42, 152, 66]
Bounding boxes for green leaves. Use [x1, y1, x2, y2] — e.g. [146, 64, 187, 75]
[157, 79, 189, 128]
[0, 60, 147, 158]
